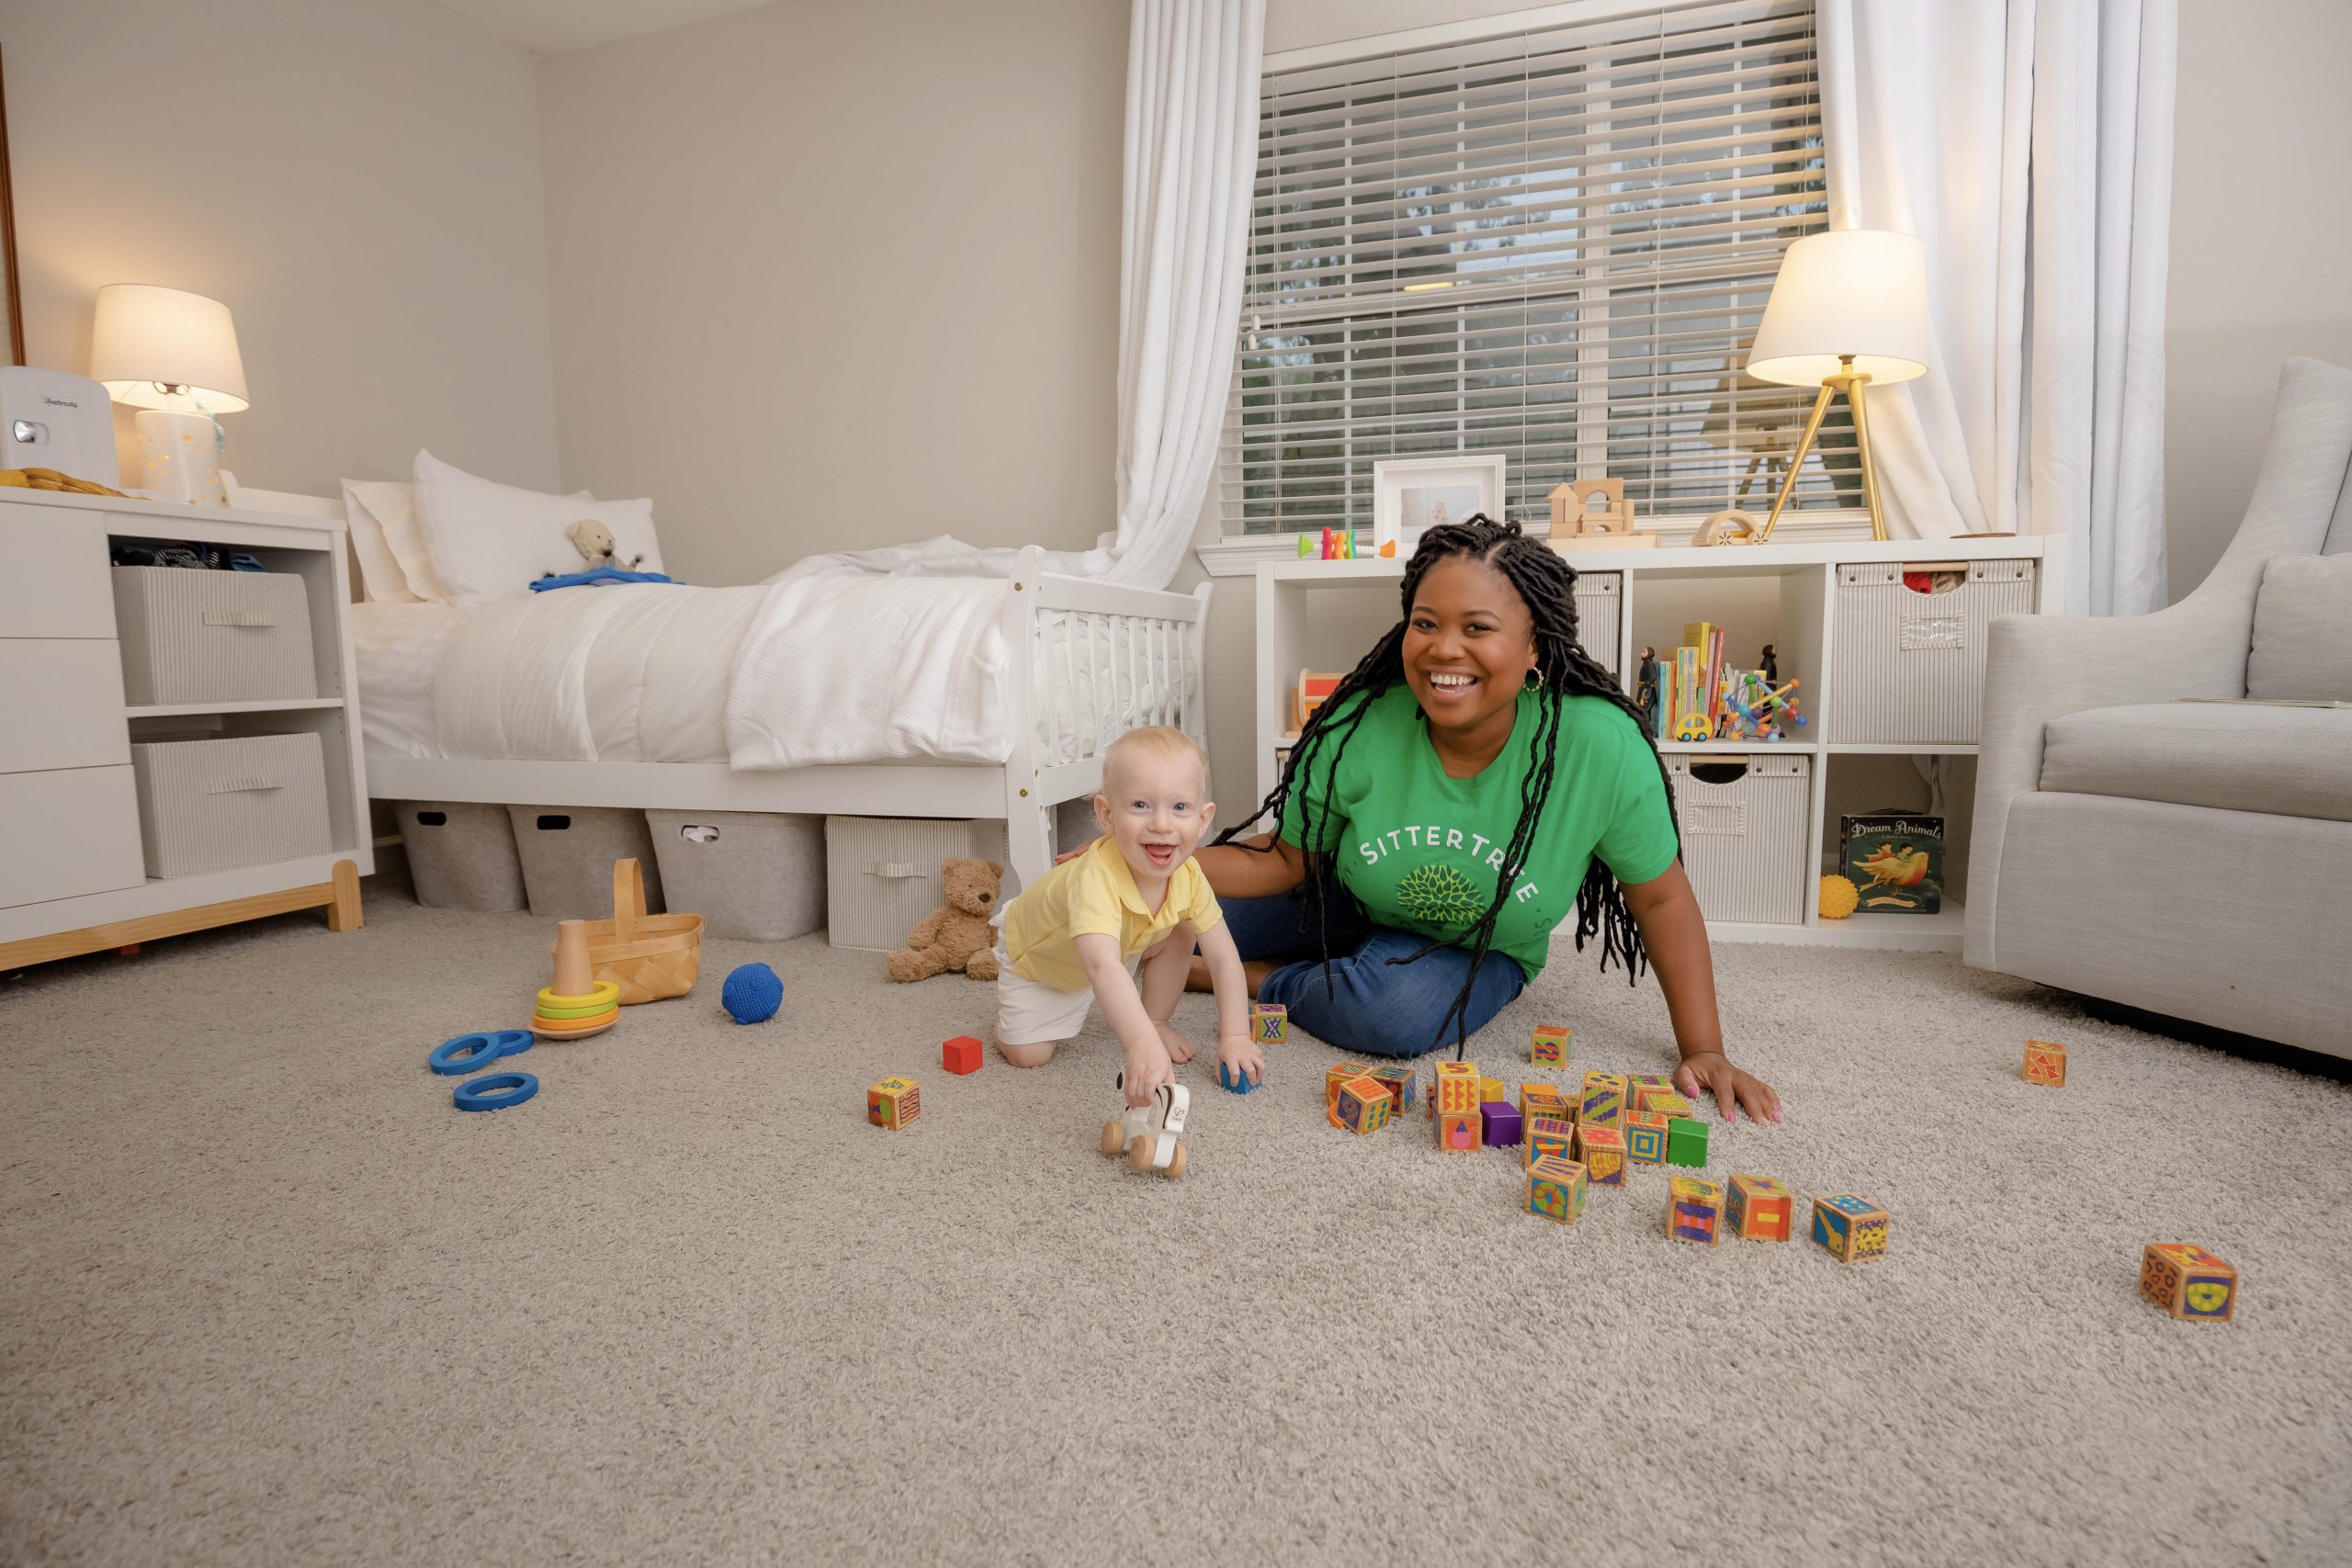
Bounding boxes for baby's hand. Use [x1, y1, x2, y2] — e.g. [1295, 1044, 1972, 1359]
[1216, 1033, 1264, 1088]
[1123, 1037, 1174, 1106]
[1155, 1021, 1198, 1065]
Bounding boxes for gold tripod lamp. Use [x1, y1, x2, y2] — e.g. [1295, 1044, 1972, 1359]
[1740, 229, 1931, 543]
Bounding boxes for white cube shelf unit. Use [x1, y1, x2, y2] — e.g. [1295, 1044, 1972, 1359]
[0, 488, 370, 968]
[1254, 536, 2064, 951]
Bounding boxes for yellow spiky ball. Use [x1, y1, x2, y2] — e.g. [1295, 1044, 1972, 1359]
[1818, 874, 1860, 920]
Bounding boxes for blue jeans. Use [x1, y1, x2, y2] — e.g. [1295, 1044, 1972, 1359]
[1220, 870, 1526, 1059]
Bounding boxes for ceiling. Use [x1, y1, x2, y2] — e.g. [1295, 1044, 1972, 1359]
[437, 0, 777, 56]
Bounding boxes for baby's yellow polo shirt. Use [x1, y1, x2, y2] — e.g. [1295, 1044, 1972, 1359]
[1000, 837, 1224, 993]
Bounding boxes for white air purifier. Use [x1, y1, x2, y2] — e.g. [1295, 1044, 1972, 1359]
[0, 367, 121, 491]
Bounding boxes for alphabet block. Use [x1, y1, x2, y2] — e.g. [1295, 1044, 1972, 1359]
[1369, 1064, 1417, 1113]
[1666, 1116, 1709, 1168]
[1481, 1101, 1522, 1147]
[1667, 1176, 1723, 1245]
[867, 1076, 920, 1130]
[1724, 1174, 1792, 1241]
[1626, 1074, 1676, 1113]
[1436, 1108, 1481, 1152]
[2140, 1243, 2236, 1322]
[1336, 1076, 1391, 1134]
[2024, 1040, 2067, 1087]
[1811, 1194, 1892, 1263]
[1573, 1122, 1624, 1186]
[1526, 1156, 1589, 1224]
[1436, 1061, 1482, 1116]
[1521, 1082, 1570, 1125]
[1524, 1115, 1576, 1167]
[1531, 1025, 1571, 1065]
[1579, 1070, 1625, 1129]
[1251, 1004, 1288, 1046]
[1328, 1061, 1377, 1107]
[1624, 1111, 1668, 1164]
[942, 1035, 983, 1075]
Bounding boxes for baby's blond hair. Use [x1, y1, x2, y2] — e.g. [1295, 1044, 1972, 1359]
[1101, 725, 1210, 797]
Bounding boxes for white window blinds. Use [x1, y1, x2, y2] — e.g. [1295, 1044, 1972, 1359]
[1226, 0, 1854, 536]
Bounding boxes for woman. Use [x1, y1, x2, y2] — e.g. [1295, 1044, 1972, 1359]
[1200, 517, 1778, 1122]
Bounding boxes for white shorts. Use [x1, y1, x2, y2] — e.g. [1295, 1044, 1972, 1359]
[991, 938, 1140, 1046]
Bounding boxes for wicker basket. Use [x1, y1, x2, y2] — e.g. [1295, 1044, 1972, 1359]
[560, 859, 704, 1004]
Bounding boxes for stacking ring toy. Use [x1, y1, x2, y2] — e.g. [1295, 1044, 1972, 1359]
[537, 980, 619, 1011]
[533, 994, 619, 1021]
[454, 1072, 538, 1111]
[429, 1032, 505, 1076]
[492, 1029, 534, 1057]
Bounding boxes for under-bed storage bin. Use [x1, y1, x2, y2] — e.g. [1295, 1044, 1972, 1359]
[130, 732, 331, 878]
[1830, 560, 2035, 743]
[507, 806, 664, 919]
[1665, 754, 1809, 926]
[647, 809, 826, 942]
[398, 801, 527, 912]
[1572, 572, 1623, 681]
[825, 817, 1012, 952]
[112, 567, 318, 706]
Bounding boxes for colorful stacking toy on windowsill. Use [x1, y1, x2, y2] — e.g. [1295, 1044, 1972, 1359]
[533, 919, 621, 1040]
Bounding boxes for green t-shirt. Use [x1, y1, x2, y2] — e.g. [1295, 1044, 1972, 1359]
[1278, 684, 1679, 980]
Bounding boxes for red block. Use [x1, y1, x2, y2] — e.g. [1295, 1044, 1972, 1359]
[943, 1035, 984, 1075]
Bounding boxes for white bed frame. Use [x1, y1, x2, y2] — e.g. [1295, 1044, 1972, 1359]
[361, 547, 1213, 891]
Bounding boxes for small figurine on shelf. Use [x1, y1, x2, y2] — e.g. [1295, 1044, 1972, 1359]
[1761, 643, 1779, 684]
[1636, 646, 1661, 739]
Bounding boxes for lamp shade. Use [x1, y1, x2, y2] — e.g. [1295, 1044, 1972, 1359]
[90, 284, 251, 412]
[1744, 230, 1930, 388]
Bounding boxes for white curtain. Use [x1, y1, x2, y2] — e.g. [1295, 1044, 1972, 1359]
[1817, 0, 2176, 615]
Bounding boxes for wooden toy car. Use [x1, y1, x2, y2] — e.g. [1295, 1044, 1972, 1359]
[1101, 1077, 1190, 1178]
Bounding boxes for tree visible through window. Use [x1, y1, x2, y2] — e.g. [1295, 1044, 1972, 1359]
[1223, 0, 1856, 537]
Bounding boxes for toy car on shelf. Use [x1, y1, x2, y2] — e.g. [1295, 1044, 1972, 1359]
[1100, 1077, 1190, 1179]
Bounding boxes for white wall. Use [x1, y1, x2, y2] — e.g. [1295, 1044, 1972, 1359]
[3, 0, 560, 496]
[534, 0, 1126, 587]
[2162, 0, 2352, 598]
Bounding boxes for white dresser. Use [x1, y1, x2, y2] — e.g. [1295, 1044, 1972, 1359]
[0, 490, 371, 967]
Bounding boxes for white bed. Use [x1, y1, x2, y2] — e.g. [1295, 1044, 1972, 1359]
[359, 546, 1211, 891]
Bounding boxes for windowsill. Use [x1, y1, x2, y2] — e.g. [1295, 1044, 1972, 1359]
[1192, 510, 1884, 578]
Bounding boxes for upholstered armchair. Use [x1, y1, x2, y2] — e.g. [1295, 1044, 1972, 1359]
[1967, 357, 2352, 1059]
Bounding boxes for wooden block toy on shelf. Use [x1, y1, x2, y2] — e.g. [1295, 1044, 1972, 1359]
[1335, 1076, 1392, 1134]
[1436, 1108, 1481, 1152]
[2139, 1243, 2236, 1322]
[1369, 1064, 1417, 1112]
[1724, 1174, 1792, 1241]
[942, 1035, 983, 1075]
[1530, 1025, 1571, 1066]
[1666, 1116, 1710, 1168]
[1480, 1101, 1522, 1147]
[1624, 1111, 1668, 1164]
[867, 1075, 921, 1130]
[1667, 1176, 1723, 1245]
[1573, 1122, 1624, 1186]
[1525, 1156, 1589, 1225]
[1251, 1003, 1288, 1046]
[2024, 1039, 2067, 1086]
[1579, 1070, 1625, 1129]
[1435, 1061, 1482, 1116]
[1327, 1061, 1376, 1107]
[1521, 1082, 1570, 1126]
[1811, 1194, 1892, 1262]
[1524, 1116, 1576, 1167]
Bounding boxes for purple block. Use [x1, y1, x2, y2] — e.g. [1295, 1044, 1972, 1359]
[1480, 1100, 1522, 1147]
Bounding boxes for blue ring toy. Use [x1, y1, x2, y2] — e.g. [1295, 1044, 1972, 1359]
[454, 1072, 538, 1112]
[430, 1032, 503, 1076]
[492, 1028, 534, 1058]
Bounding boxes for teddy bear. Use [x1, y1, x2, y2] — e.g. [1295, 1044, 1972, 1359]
[564, 517, 645, 572]
[885, 857, 1003, 983]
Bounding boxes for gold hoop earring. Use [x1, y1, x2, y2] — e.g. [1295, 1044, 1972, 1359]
[1524, 668, 1544, 690]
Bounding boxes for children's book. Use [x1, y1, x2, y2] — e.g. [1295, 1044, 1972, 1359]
[1839, 813, 1945, 915]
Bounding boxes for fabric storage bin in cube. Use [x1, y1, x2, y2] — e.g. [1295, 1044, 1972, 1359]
[507, 806, 664, 919]
[1665, 754, 1809, 925]
[1571, 572, 1623, 682]
[647, 809, 825, 942]
[825, 817, 1012, 951]
[112, 567, 318, 705]
[1829, 560, 2035, 743]
[398, 800, 527, 912]
[130, 732, 331, 878]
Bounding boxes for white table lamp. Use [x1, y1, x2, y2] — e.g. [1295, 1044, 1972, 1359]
[90, 284, 251, 506]
[1742, 229, 1930, 542]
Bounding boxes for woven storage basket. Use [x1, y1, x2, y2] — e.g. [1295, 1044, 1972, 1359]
[561, 858, 704, 1004]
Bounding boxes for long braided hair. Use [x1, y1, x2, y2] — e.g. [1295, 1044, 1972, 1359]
[1218, 516, 1679, 1055]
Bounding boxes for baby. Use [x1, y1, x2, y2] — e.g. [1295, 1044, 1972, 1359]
[991, 725, 1261, 1103]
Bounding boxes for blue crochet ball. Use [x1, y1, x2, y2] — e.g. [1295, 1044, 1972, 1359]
[721, 962, 784, 1024]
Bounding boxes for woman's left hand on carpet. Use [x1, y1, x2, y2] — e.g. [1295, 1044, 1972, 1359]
[1674, 1053, 1781, 1123]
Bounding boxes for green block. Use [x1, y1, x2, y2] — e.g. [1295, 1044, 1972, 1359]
[1666, 1116, 1709, 1167]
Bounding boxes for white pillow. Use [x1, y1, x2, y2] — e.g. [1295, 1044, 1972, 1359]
[2246, 553, 2352, 701]
[410, 451, 663, 606]
[340, 479, 425, 603]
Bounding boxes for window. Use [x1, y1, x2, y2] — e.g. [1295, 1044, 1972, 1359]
[1225, 0, 1852, 538]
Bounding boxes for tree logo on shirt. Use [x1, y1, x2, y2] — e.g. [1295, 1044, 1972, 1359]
[1396, 862, 1485, 927]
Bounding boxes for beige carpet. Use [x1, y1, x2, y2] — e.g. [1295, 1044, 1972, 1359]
[4, 880, 2348, 1567]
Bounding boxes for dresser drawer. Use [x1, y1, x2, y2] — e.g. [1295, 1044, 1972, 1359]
[0, 639, 130, 773]
[0, 507, 114, 637]
[0, 765, 146, 908]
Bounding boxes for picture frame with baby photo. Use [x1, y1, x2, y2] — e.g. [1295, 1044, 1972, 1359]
[1372, 454, 1507, 557]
